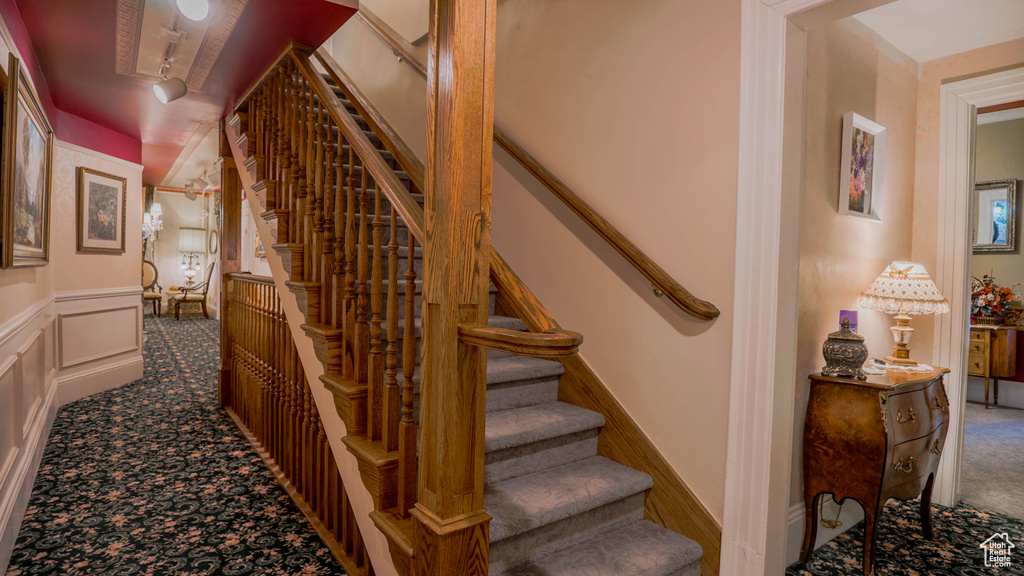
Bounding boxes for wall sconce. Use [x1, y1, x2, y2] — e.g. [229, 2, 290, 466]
[142, 202, 163, 241]
[178, 227, 206, 286]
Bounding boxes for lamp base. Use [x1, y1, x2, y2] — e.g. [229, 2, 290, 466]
[886, 314, 918, 366]
[885, 354, 918, 366]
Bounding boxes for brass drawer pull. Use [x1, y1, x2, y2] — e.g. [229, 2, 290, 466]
[894, 456, 917, 473]
[897, 407, 917, 424]
[932, 396, 947, 412]
[931, 439, 942, 455]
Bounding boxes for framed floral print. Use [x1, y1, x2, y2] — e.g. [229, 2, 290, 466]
[1, 53, 54, 268]
[838, 111, 886, 222]
[77, 167, 128, 254]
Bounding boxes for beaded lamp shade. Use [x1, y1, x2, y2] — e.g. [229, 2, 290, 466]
[859, 261, 951, 315]
[859, 261, 950, 365]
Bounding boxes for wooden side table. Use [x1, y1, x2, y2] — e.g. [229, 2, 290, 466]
[967, 326, 1016, 408]
[801, 367, 950, 576]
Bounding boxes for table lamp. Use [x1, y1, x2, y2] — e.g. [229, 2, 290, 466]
[859, 261, 950, 365]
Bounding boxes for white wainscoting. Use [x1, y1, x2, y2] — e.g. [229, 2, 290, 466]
[0, 297, 58, 572]
[54, 287, 144, 406]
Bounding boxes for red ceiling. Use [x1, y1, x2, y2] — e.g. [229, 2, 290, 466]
[9, 0, 355, 185]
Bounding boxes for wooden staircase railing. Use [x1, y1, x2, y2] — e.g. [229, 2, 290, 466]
[223, 273, 374, 576]
[343, 9, 720, 322]
[225, 43, 585, 575]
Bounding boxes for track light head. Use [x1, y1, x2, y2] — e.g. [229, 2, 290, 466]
[153, 77, 187, 104]
[176, 0, 210, 21]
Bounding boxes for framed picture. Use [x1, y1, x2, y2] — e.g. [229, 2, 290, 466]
[76, 167, 127, 254]
[838, 112, 886, 222]
[208, 229, 219, 254]
[973, 179, 1019, 253]
[1, 53, 54, 268]
[254, 229, 265, 258]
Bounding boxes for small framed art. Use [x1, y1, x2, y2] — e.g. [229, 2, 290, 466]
[76, 167, 127, 254]
[838, 112, 886, 222]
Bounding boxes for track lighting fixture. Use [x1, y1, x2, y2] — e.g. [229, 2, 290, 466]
[176, 0, 210, 22]
[153, 58, 187, 104]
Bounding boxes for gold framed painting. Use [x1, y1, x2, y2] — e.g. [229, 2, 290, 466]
[1, 53, 54, 268]
[76, 167, 127, 254]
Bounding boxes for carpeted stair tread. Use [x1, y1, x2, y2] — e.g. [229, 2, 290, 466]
[410, 354, 563, 388]
[499, 520, 702, 576]
[485, 402, 604, 453]
[485, 456, 653, 543]
[394, 314, 526, 340]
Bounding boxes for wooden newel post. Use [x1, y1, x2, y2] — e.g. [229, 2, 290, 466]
[219, 120, 243, 407]
[411, 0, 496, 574]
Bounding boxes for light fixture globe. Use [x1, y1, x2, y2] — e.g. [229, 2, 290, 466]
[153, 77, 187, 104]
[176, 0, 210, 21]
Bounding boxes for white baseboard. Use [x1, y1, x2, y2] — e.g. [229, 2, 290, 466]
[56, 356, 144, 406]
[786, 497, 865, 566]
[0, 378, 57, 573]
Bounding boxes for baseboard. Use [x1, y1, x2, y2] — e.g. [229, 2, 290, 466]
[56, 356, 144, 406]
[0, 377, 57, 573]
[785, 497, 865, 566]
[966, 376, 1024, 410]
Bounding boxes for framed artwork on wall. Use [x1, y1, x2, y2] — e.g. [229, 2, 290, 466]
[254, 229, 265, 258]
[1, 53, 54, 268]
[76, 167, 128, 254]
[838, 111, 886, 222]
[973, 179, 1019, 253]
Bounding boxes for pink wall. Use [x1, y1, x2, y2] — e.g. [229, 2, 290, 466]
[910, 38, 1024, 361]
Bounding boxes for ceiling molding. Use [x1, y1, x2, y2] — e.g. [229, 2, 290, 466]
[187, 0, 250, 90]
[114, 0, 142, 76]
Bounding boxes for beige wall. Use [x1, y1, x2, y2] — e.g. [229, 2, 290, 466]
[50, 142, 143, 293]
[910, 39, 1024, 357]
[329, 0, 741, 519]
[972, 118, 1024, 282]
[791, 17, 920, 504]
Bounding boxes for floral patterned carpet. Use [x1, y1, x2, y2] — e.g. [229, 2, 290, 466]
[787, 498, 1024, 575]
[5, 315, 345, 576]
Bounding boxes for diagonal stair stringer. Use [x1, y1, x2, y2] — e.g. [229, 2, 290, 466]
[225, 120, 400, 576]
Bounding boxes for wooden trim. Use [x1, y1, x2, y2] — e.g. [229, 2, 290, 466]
[234, 42, 314, 110]
[346, 8, 719, 322]
[978, 99, 1024, 114]
[489, 250, 722, 576]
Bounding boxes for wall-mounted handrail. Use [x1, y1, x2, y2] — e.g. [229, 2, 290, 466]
[348, 9, 720, 321]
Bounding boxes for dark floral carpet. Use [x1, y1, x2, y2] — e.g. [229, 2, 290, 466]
[5, 315, 345, 576]
[787, 498, 1024, 575]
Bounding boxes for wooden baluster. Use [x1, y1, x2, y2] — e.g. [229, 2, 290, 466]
[327, 448, 339, 536]
[356, 169, 372, 434]
[322, 116, 337, 328]
[309, 384, 321, 511]
[285, 318, 296, 482]
[275, 69, 288, 209]
[382, 201, 400, 452]
[331, 134, 345, 330]
[290, 66, 304, 253]
[399, 234, 417, 517]
[342, 147, 358, 380]
[367, 182, 384, 442]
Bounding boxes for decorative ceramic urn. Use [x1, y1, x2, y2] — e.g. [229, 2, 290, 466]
[822, 318, 868, 380]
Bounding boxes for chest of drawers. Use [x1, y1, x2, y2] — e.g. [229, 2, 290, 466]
[967, 326, 1015, 408]
[800, 367, 950, 576]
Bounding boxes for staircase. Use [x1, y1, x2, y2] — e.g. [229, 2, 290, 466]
[224, 47, 703, 576]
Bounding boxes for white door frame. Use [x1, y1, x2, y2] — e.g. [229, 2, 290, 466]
[724, 0, 837, 574]
[931, 67, 1024, 507]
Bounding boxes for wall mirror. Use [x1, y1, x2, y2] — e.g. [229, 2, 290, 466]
[973, 179, 1019, 253]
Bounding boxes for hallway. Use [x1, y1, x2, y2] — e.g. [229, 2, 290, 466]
[4, 316, 344, 575]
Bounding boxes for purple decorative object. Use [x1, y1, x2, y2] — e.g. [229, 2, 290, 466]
[840, 310, 858, 333]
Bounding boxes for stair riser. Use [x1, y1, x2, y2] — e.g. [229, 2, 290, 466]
[489, 493, 646, 576]
[412, 376, 559, 418]
[485, 430, 599, 485]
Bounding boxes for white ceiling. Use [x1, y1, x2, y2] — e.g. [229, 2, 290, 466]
[853, 0, 1024, 63]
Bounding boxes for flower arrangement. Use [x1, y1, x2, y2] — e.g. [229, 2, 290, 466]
[971, 275, 1021, 318]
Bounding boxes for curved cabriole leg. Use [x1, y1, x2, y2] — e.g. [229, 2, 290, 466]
[920, 474, 936, 539]
[862, 501, 885, 576]
[801, 492, 821, 563]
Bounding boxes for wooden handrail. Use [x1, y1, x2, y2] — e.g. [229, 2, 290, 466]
[349, 9, 720, 321]
[229, 272, 275, 285]
[458, 324, 582, 358]
[288, 51, 425, 242]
